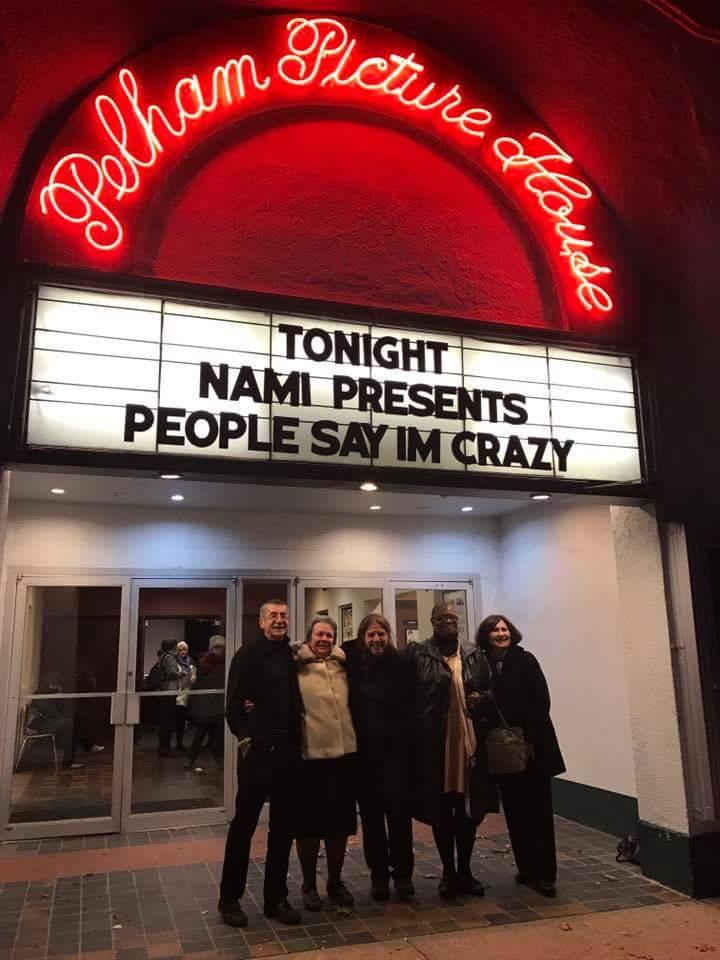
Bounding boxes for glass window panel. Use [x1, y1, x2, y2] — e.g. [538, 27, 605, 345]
[31, 350, 158, 390]
[162, 313, 270, 354]
[18, 586, 121, 698]
[30, 381, 158, 408]
[27, 400, 157, 452]
[462, 338, 546, 357]
[548, 346, 631, 367]
[550, 400, 638, 433]
[549, 358, 634, 392]
[36, 299, 161, 341]
[39, 285, 162, 312]
[34, 329, 160, 360]
[394, 588, 470, 651]
[462, 349, 549, 383]
[559, 444, 642, 481]
[11, 696, 115, 823]
[132, 588, 227, 814]
[304, 587, 383, 644]
[165, 302, 270, 325]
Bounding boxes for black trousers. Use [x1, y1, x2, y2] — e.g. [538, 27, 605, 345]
[220, 751, 297, 907]
[497, 763, 557, 884]
[157, 698, 175, 752]
[359, 794, 414, 881]
[175, 704, 188, 747]
[188, 719, 224, 767]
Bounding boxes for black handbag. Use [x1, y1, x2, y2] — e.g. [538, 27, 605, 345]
[485, 696, 528, 776]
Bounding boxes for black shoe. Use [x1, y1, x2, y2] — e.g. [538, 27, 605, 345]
[515, 872, 532, 887]
[394, 877, 415, 901]
[218, 899, 248, 927]
[302, 886, 323, 911]
[264, 899, 301, 925]
[535, 881, 556, 898]
[438, 875, 458, 899]
[326, 880, 354, 907]
[157, 749, 176, 758]
[370, 879, 390, 901]
[456, 873, 485, 897]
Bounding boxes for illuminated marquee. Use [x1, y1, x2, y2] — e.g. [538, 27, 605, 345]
[37, 16, 614, 316]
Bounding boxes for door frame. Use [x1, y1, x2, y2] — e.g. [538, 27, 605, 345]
[123, 577, 239, 833]
[0, 573, 132, 840]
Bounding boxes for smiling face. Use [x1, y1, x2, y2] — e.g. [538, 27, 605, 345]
[431, 603, 459, 641]
[487, 619, 512, 657]
[259, 602, 289, 642]
[362, 620, 390, 656]
[308, 620, 336, 659]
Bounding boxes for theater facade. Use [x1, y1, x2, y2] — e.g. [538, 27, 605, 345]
[0, 5, 718, 899]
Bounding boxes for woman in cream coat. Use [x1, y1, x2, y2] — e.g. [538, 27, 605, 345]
[295, 616, 358, 912]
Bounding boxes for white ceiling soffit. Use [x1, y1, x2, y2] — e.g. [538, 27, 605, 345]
[7, 469, 541, 518]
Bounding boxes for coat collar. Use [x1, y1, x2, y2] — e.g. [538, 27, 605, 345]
[255, 633, 292, 656]
[419, 637, 464, 662]
[489, 643, 525, 673]
[296, 643, 347, 666]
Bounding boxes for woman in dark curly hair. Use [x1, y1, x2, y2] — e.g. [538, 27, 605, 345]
[475, 614, 565, 898]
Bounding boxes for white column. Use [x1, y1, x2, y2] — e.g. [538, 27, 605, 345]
[610, 504, 689, 835]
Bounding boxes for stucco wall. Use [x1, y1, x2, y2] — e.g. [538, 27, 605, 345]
[497, 501, 638, 799]
[610, 505, 689, 834]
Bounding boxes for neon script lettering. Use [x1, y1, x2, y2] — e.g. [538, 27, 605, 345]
[493, 133, 612, 313]
[38, 16, 613, 315]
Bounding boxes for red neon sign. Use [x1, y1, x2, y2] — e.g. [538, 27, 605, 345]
[36, 16, 614, 316]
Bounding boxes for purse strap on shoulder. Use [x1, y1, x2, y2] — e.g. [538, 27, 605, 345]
[487, 688, 513, 730]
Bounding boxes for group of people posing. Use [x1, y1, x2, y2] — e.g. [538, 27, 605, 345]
[218, 599, 565, 929]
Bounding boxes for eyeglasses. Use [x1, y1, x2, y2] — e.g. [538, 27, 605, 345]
[433, 614, 459, 624]
[265, 612, 288, 621]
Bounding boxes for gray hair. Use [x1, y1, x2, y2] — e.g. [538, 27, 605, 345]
[305, 616, 338, 644]
[259, 599, 288, 619]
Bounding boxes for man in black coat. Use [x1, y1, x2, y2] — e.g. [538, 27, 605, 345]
[406, 603, 493, 898]
[218, 600, 303, 928]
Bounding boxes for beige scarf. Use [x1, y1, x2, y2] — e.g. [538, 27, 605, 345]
[443, 652, 477, 794]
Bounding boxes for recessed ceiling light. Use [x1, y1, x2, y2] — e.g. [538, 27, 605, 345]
[160, 473, 182, 480]
[461, 506, 474, 512]
[171, 493, 185, 502]
[369, 504, 382, 511]
[531, 493, 551, 501]
[50, 488, 65, 495]
[360, 482, 378, 492]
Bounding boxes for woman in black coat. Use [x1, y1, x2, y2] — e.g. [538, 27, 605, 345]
[342, 614, 414, 902]
[406, 602, 494, 898]
[475, 614, 565, 898]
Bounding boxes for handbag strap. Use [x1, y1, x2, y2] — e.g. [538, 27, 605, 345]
[487, 687, 513, 731]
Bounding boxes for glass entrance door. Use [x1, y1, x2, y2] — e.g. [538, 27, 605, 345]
[124, 580, 236, 830]
[1, 576, 238, 839]
[1, 577, 130, 838]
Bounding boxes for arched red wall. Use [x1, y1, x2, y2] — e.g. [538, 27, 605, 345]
[131, 118, 551, 327]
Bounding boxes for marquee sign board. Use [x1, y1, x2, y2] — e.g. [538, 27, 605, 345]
[26, 286, 642, 482]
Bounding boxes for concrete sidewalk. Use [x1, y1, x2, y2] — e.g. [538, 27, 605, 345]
[303, 901, 720, 960]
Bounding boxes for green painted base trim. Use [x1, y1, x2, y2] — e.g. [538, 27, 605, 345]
[552, 778, 638, 838]
[640, 821, 720, 898]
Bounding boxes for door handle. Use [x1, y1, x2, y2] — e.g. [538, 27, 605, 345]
[110, 693, 127, 725]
